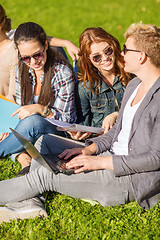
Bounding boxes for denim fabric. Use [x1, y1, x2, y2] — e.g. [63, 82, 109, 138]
[76, 76, 125, 127]
[0, 114, 67, 158]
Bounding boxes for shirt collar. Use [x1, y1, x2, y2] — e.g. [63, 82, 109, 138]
[100, 75, 119, 93]
[29, 68, 44, 84]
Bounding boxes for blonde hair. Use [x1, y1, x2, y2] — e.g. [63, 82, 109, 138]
[124, 23, 160, 67]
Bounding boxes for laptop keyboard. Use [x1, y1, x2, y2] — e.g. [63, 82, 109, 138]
[42, 154, 75, 174]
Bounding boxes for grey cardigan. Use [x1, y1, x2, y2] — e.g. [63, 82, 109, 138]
[86, 76, 160, 209]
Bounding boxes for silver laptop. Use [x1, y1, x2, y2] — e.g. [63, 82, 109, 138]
[10, 128, 75, 174]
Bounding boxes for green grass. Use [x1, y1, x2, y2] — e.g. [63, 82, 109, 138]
[1, 161, 160, 240]
[0, 0, 160, 239]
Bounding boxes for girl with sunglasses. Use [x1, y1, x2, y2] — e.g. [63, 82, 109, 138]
[0, 4, 78, 104]
[69, 27, 131, 140]
[0, 22, 76, 169]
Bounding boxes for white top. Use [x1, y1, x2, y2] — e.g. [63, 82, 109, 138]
[112, 83, 144, 155]
[33, 95, 39, 104]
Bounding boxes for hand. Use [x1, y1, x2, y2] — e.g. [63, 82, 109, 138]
[102, 112, 119, 134]
[66, 155, 113, 174]
[11, 104, 45, 120]
[58, 143, 97, 160]
[0, 132, 9, 142]
[65, 40, 79, 60]
[58, 147, 84, 160]
[67, 131, 92, 141]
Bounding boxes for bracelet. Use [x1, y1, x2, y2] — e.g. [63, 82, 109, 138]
[41, 106, 50, 118]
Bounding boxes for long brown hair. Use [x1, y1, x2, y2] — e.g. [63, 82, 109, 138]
[0, 5, 11, 32]
[78, 27, 130, 93]
[14, 22, 70, 106]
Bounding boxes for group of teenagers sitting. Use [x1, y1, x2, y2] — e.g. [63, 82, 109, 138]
[0, 4, 160, 224]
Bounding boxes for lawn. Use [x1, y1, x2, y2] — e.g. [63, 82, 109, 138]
[0, 0, 160, 239]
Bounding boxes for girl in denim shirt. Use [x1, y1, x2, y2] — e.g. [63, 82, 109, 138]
[69, 27, 132, 141]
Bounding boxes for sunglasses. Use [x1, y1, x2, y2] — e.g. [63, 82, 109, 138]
[90, 46, 114, 63]
[122, 44, 141, 55]
[19, 46, 45, 64]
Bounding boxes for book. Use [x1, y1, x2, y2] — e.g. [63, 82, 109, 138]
[0, 95, 20, 134]
[46, 119, 105, 134]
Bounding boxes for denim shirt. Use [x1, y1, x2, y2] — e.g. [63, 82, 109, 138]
[76, 76, 126, 127]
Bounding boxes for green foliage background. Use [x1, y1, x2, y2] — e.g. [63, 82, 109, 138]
[2, 0, 160, 47]
[0, 0, 160, 239]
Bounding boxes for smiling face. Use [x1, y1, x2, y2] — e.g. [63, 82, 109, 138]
[18, 39, 47, 73]
[89, 42, 116, 74]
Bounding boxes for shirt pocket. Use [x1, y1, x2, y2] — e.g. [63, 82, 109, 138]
[90, 98, 108, 113]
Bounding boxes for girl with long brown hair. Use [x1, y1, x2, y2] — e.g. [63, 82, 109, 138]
[70, 27, 131, 140]
[0, 22, 76, 169]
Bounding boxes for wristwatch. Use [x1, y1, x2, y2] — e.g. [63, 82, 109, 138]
[41, 106, 50, 118]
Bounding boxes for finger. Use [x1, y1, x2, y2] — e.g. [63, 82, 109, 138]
[18, 114, 27, 120]
[75, 131, 83, 140]
[74, 166, 86, 174]
[79, 132, 91, 140]
[103, 124, 110, 134]
[11, 108, 21, 117]
[76, 53, 79, 60]
[0, 133, 4, 141]
[70, 53, 76, 61]
[63, 151, 78, 160]
[59, 149, 79, 160]
[0, 132, 9, 141]
[67, 131, 83, 140]
[67, 131, 77, 139]
[66, 155, 85, 168]
[2, 134, 8, 140]
[58, 149, 71, 158]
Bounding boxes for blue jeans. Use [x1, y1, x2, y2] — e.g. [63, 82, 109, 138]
[0, 115, 66, 158]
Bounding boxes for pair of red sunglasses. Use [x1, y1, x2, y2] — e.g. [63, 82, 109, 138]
[19, 46, 45, 64]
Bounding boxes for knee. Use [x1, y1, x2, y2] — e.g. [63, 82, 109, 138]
[17, 115, 43, 130]
[34, 134, 51, 155]
[29, 166, 54, 192]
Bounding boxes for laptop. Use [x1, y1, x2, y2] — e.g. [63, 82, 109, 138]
[10, 128, 76, 174]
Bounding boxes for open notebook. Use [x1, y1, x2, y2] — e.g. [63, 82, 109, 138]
[46, 119, 105, 134]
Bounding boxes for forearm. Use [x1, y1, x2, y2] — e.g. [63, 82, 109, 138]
[85, 124, 117, 154]
[48, 37, 79, 60]
[48, 37, 72, 48]
[101, 156, 114, 170]
[82, 142, 97, 155]
[113, 150, 160, 177]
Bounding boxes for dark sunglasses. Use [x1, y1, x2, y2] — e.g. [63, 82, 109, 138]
[122, 44, 141, 55]
[90, 46, 114, 63]
[19, 46, 45, 64]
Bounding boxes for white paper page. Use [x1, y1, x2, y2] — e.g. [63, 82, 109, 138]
[46, 119, 104, 134]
